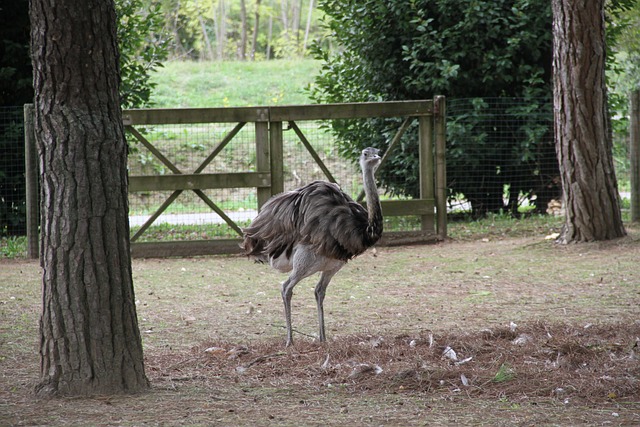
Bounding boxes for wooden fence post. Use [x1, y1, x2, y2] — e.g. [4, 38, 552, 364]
[255, 121, 271, 210]
[418, 113, 434, 232]
[630, 90, 640, 222]
[23, 104, 39, 259]
[269, 121, 284, 197]
[434, 95, 447, 239]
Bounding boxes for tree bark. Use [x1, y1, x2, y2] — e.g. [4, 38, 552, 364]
[195, 0, 215, 60]
[266, 10, 273, 59]
[552, 0, 626, 242]
[250, 0, 262, 60]
[240, 0, 248, 60]
[30, 0, 149, 396]
[292, 0, 302, 47]
[280, 0, 290, 45]
[303, 0, 314, 51]
[215, 0, 227, 60]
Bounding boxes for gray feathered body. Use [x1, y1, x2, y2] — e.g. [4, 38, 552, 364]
[242, 180, 382, 266]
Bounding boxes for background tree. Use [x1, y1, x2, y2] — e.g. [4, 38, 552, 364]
[310, 0, 557, 215]
[552, 0, 626, 242]
[157, 0, 323, 60]
[30, 0, 149, 395]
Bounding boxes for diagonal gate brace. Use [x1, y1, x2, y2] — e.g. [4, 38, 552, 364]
[127, 123, 247, 241]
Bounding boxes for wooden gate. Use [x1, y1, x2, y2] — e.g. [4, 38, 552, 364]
[25, 99, 446, 258]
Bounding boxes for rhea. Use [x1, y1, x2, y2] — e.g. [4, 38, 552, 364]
[242, 147, 383, 346]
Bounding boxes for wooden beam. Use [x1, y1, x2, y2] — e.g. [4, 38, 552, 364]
[130, 232, 441, 258]
[360, 199, 434, 216]
[377, 230, 441, 246]
[131, 239, 244, 258]
[419, 114, 434, 232]
[123, 101, 433, 125]
[192, 189, 244, 236]
[123, 107, 269, 125]
[131, 191, 182, 242]
[270, 100, 433, 121]
[126, 126, 182, 174]
[23, 104, 39, 259]
[289, 121, 337, 183]
[269, 121, 284, 196]
[381, 199, 434, 216]
[434, 95, 447, 238]
[128, 172, 271, 192]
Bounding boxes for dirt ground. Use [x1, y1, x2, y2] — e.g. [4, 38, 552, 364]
[1, 223, 639, 426]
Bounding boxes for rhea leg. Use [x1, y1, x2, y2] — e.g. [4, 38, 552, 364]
[314, 265, 343, 342]
[278, 246, 317, 347]
[281, 276, 300, 347]
[280, 247, 316, 346]
[281, 246, 343, 346]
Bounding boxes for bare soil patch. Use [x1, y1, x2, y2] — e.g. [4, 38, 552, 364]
[1, 227, 639, 425]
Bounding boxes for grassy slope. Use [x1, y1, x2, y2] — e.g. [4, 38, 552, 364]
[149, 59, 321, 108]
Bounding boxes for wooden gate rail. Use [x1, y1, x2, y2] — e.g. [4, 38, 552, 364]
[25, 99, 446, 259]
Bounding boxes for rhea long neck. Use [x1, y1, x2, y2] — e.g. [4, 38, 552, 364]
[362, 164, 381, 223]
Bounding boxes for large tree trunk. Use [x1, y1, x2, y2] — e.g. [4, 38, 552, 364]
[552, 0, 626, 243]
[30, 0, 149, 396]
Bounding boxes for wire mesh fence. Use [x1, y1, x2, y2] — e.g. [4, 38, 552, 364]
[3, 98, 635, 244]
[127, 122, 258, 241]
[126, 120, 363, 242]
[446, 97, 559, 216]
[0, 106, 26, 237]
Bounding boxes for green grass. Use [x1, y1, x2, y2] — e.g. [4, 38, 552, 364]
[130, 220, 251, 242]
[149, 59, 321, 108]
[492, 363, 517, 383]
[0, 236, 27, 258]
[448, 212, 564, 240]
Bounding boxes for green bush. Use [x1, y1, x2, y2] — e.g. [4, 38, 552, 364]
[310, 0, 557, 215]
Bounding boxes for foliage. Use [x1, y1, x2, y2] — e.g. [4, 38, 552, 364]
[311, 0, 552, 102]
[447, 98, 557, 216]
[0, 0, 33, 106]
[0, 1, 31, 236]
[156, 0, 326, 60]
[606, 0, 639, 93]
[606, 0, 640, 188]
[309, 0, 556, 215]
[0, 109, 26, 236]
[492, 363, 516, 383]
[0, 235, 27, 258]
[117, 0, 170, 108]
